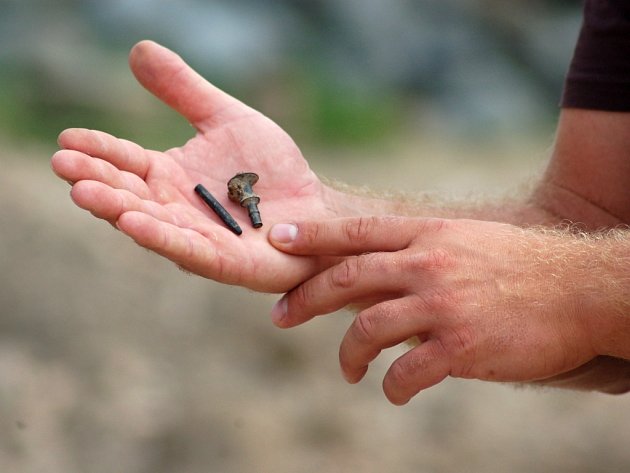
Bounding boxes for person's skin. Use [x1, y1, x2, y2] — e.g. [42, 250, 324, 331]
[268, 217, 630, 404]
[266, 108, 630, 403]
[54, 40, 476, 292]
[52, 41, 630, 399]
[50, 40, 557, 294]
[537, 108, 630, 227]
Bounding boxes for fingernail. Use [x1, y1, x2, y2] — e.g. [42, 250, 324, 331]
[269, 223, 298, 244]
[271, 297, 288, 325]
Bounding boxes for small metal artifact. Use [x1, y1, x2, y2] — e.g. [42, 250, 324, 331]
[194, 184, 243, 236]
[227, 172, 263, 228]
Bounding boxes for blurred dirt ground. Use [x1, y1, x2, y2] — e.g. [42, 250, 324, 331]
[1, 134, 630, 473]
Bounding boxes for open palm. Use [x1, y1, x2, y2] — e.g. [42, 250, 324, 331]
[52, 40, 341, 292]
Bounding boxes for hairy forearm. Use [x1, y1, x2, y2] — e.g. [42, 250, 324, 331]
[324, 176, 558, 227]
[326, 109, 630, 232]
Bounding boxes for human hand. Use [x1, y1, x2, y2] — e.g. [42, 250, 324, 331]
[268, 217, 601, 404]
[51, 41, 345, 292]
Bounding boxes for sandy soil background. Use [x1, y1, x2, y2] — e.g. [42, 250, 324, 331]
[1, 134, 629, 473]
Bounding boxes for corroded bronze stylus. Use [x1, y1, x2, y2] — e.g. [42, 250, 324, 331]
[194, 184, 243, 236]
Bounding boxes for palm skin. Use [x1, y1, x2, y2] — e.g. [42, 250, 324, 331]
[52, 40, 341, 292]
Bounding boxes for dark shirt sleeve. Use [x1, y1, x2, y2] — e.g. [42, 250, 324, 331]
[562, 0, 630, 111]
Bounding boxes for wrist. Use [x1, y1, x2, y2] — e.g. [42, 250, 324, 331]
[532, 179, 626, 230]
[539, 108, 630, 228]
[586, 237, 630, 360]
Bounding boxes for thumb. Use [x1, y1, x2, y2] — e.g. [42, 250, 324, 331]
[128, 40, 248, 129]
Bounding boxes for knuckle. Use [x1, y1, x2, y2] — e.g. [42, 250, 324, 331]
[290, 281, 312, 312]
[388, 358, 416, 389]
[343, 216, 377, 244]
[351, 311, 376, 345]
[93, 130, 108, 154]
[360, 252, 391, 276]
[421, 217, 452, 234]
[330, 256, 361, 289]
[422, 288, 457, 314]
[385, 341, 452, 403]
[407, 248, 453, 273]
[446, 327, 476, 354]
[439, 328, 477, 377]
[299, 221, 320, 246]
[424, 247, 453, 270]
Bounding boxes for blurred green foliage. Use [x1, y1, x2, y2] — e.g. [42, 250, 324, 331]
[0, 61, 403, 151]
[0, 0, 581, 152]
[303, 81, 402, 144]
[0, 64, 193, 150]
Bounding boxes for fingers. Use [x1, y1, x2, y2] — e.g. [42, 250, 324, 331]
[71, 180, 242, 240]
[58, 128, 151, 178]
[267, 215, 456, 404]
[52, 149, 150, 198]
[128, 40, 247, 129]
[271, 251, 415, 328]
[339, 297, 435, 384]
[116, 211, 214, 274]
[383, 340, 451, 405]
[271, 241, 451, 328]
[339, 298, 450, 405]
[70, 180, 174, 225]
[269, 217, 447, 256]
[117, 211, 251, 286]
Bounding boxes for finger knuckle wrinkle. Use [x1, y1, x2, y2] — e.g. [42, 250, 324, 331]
[344, 217, 376, 244]
[93, 131, 109, 155]
[182, 234, 196, 260]
[442, 327, 475, 357]
[301, 222, 320, 246]
[352, 312, 375, 344]
[389, 359, 416, 387]
[292, 281, 312, 311]
[331, 257, 361, 289]
[440, 330, 476, 378]
[120, 140, 133, 166]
